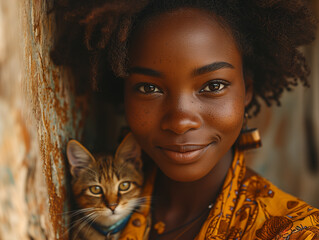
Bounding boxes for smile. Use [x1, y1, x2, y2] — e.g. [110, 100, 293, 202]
[157, 143, 213, 164]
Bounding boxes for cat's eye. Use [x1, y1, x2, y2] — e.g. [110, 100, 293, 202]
[119, 182, 131, 191]
[89, 185, 102, 195]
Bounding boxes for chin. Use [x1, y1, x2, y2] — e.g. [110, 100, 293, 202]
[160, 164, 212, 182]
[95, 211, 126, 226]
[168, 174, 207, 183]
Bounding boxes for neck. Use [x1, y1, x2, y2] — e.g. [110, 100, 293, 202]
[153, 149, 233, 221]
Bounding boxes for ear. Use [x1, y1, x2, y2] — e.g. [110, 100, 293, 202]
[115, 133, 142, 169]
[66, 140, 95, 177]
[244, 76, 253, 107]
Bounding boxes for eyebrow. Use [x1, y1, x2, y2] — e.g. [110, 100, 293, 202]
[129, 61, 234, 78]
[193, 62, 234, 77]
[129, 67, 163, 77]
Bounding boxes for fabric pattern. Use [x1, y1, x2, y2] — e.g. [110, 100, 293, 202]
[120, 149, 319, 240]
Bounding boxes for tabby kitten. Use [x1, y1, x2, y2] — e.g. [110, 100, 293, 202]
[66, 133, 143, 240]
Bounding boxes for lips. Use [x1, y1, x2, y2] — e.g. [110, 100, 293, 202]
[157, 143, 213, 164]
[160, 144, 208, 152]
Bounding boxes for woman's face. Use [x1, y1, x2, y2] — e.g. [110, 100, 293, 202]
[125, 8, 252, 182]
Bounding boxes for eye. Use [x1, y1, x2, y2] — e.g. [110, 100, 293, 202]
[119, 181, 131, 191]
[200, 81, 228, 93]
[136, 83, 162, 94]
[89, 185, 103, 195]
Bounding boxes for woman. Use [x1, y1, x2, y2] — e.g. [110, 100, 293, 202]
[52, 0, 318, 239]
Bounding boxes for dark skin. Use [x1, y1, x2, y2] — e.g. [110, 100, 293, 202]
[125, 8, 252, 240]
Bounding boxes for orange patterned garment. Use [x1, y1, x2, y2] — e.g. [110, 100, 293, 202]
[119, 149, 319, 240]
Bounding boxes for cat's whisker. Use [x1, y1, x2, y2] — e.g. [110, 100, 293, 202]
[135, 196, 153, 202]
[134, 196, 153, 207]
[62, 214, 87, 238]
[92, 209, 106, 214]
[86, 211, 100, 221]
[69, 212, 97, 240]
[70, 212, 96, 231]
[61, 208, 96, 236]
[84, 213, 100, 236]
[57, 207, 96, 217]
[134, 204, 149, 209]
[54, 209, 80, 216]
[61, 221, 84, 239]
[71, 220, 89, 240]
[68, 208, 96, 218]
[82, 212, 104, 239]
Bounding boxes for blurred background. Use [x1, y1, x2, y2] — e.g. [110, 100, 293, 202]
[0, 0, 318, 239]
[246, 0, 319, 208]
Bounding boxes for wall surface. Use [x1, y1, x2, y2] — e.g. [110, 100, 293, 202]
[0, 0, 87, 239]
[246, 0, 319, 208]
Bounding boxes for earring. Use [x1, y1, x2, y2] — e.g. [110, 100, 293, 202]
[237, 112, 262, 151]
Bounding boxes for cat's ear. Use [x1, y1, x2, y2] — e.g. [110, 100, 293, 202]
[67, 140, 95, 177]
[115, 133, 142, 169]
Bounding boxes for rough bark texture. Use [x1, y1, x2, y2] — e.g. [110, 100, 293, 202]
[0, 0, 87, 239]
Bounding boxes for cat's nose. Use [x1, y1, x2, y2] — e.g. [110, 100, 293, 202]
[107, 203, 118, 212]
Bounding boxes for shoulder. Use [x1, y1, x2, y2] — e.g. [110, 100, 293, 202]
[240, 168, 319, 240]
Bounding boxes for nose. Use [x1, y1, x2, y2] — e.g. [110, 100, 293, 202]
[160, 95, 202, 134]
[107, 203, 118, 212]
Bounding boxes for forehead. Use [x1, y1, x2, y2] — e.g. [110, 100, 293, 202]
[128, 8, 241, 70]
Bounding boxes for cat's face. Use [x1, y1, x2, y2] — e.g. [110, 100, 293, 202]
[67, 133, 143, 226]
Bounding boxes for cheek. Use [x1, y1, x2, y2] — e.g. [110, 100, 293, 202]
[125, 101, 147, 130]
[76, 195, 101, 210]
[125, 99, 152, 133]
[205, 94, 245, 136]
[124, 90, 158, 137]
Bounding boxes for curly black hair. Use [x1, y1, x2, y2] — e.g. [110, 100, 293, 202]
[51, 0, 317, 115]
